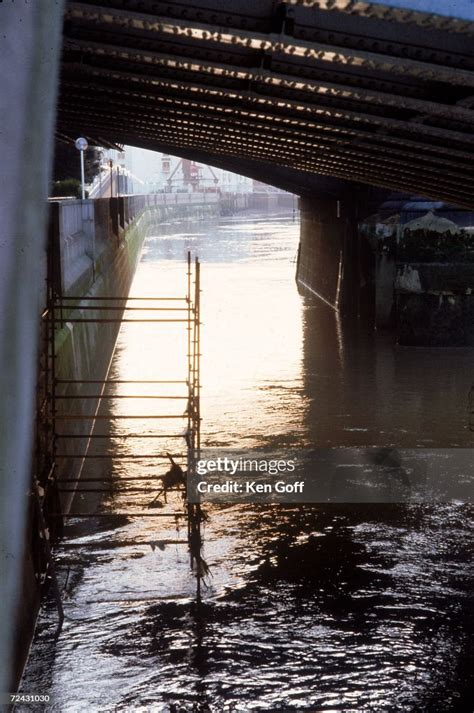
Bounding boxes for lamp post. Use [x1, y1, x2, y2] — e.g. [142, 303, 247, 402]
[74, 137, 88, 200]
[98, 150, 103, 195]
[109, 159, 113, 197]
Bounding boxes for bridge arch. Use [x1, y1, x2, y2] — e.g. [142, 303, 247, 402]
[58, 0, 474, 207]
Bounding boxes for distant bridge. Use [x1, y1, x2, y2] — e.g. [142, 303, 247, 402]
[57, 0, 474, 206]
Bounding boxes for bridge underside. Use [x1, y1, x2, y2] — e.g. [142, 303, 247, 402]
[57, 0, 474, 206]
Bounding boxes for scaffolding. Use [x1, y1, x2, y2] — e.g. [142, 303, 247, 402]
[34, 252, 203, 630]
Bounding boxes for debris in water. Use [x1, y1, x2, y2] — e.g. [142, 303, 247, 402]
[148, 452, 187, 505]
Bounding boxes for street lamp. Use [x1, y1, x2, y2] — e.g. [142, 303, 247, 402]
[74, 137, 88, 200]
[109, 159, 113, 197]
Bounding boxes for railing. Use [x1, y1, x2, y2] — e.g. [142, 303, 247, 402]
[48, 192, 220, 295]
[49, 199, 95, 293]
[87, 170, 112, 199]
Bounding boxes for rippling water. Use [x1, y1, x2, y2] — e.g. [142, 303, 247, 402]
[21, 214, 473, 712]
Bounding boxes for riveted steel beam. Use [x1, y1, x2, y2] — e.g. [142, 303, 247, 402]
[62, 36, 433, 101]
[58, 116, 474, 207]
[63, 75, 474, 176]
[59, 1, 474, 204]
[59, 78, 474, 186]
[64, 4, 474, 78]
[60, 61, 474, 162]
[61, 37, 474, 126]
[67, 122, 474, 204]
[287, 1, 474, 36]
[59, 54, 474, 152]
[67, 0, 474, 37]
[65, 3, 474, 87]
[56, 104, 474, 204]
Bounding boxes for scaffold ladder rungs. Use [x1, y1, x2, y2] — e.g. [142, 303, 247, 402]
[55, 414, 187, 420]
[54, 395, 188, 400]
[55, 454, 186, 459]
[62, 296, 188, 301]
[52, 512, 188, 518]
[36, 251, 203, 614]
[52, 318, 190, 323]
[57, 477, 184, 483]
[58, 305, 190, 311]
[57, 487, 183, 494]
[56, 379, 187, 384]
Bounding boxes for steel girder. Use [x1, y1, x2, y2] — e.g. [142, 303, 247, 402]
[57, 0, 474, 206]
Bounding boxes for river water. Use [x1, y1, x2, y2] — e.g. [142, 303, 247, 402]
[22, 213, 473, 711]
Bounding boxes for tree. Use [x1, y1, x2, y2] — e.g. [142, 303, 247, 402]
[52, 139, 102, 184]
[50, 178, 83, 199]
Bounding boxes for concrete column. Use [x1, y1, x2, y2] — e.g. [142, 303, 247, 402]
[296, 194, 375, 321]
[0, 0, 63, 690]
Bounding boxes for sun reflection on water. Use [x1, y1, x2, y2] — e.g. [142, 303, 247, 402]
[20, 214, 474, 712]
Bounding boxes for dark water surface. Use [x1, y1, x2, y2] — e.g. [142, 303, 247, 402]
[21, 214, 473, 712]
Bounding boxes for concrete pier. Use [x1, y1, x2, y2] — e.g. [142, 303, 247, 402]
[296, 194, 375, 322]
[298, 195, 474, 346]
[360, 202, 474, 345]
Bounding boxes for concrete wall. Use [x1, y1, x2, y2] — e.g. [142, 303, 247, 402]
[13, 209, 147, 688]
[47, 197, 219, 511]
[359, 201, 474, 343]
[53, 214, 149, 504]
[396, 264, 474, 346]
[0, 1, 64, 693]
[376, 254, 397, 328]
[51, 199, 218, 508]
[296, 194, 374, 320]
[248, 192, 295, 213]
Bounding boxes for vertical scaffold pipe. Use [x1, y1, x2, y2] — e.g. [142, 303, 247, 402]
[193, 258, 202, 602]
[185, 254, 203, 604]
[186, 251, 192, 543]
